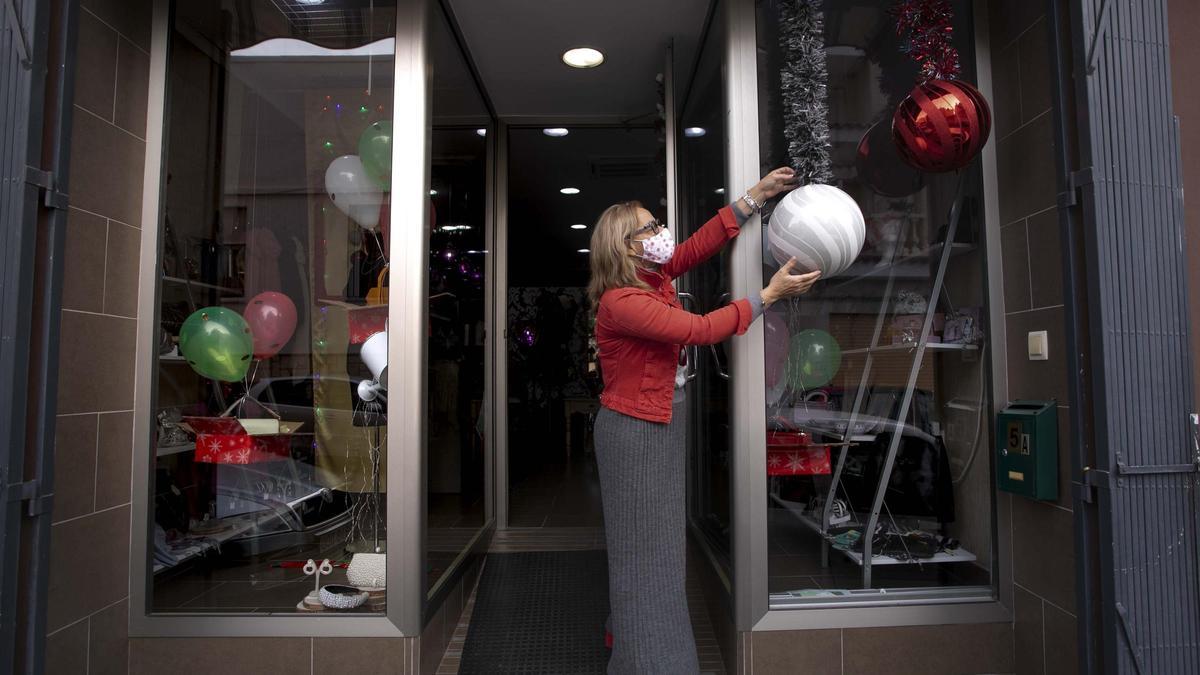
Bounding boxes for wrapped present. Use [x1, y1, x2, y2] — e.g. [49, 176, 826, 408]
[766, 431, 832, 476]
[182, 417, 304, 464]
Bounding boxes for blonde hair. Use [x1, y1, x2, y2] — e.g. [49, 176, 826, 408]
[587, 201, 651, 307]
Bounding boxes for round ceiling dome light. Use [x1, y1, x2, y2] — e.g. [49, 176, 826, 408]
[543, 128, 569, 137]
[570, 223, 587, 230]
[560, 187, 581, 195]
[684, 127, 707, 137]
[562, 47, 604, 68]
[476, 128, 487, 137]
[577, 248, 591, 253]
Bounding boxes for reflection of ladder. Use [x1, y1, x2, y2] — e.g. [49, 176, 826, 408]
[818, 174, 968, 588]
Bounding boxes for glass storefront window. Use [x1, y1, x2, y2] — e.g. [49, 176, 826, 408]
[755, 0, 995, 604]
[149, 0, 398, 615]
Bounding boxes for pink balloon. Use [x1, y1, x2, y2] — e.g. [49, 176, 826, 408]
[764, 310, 788, 389]
[243, 292, 298, 359]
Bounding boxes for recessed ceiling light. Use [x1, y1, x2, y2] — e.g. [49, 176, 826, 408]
[713, 187, 725, 194]
[467, 249, 489, 254]
[562, 47, 604, 68]
[295, 0, 325, 4]
[543, 128, 569, 137]
[441, 224, 472, 232]
[429, 189, 439, 196]
[476, 128, 487, 137]
[684, 127, 706, 137]
[577, 248, 591, 253]
[570, 223, 587, 230]
[560, 187, 580, 195]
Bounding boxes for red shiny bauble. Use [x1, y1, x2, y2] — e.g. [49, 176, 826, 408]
[891, 79, 992, 173]
[856, 120, 926, 198]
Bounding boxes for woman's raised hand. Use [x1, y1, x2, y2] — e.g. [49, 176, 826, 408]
[750, 167, 800, 203]
[760, 257, 820, 307]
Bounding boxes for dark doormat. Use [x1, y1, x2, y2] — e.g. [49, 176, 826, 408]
[459, 551, 610, 674]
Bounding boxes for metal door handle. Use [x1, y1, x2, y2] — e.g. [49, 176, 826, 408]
[709, 343, 730, 380]
[677, 292, 699, 381]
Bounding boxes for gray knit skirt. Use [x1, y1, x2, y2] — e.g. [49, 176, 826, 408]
[594, 400, 700, 675]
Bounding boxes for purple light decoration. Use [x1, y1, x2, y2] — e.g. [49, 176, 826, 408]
[516, 323, 538, 348]
[440, 247, 457, 262]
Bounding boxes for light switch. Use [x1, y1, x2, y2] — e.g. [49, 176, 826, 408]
[1028, 330, 1049, 361]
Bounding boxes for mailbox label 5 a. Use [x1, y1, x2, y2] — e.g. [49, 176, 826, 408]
[1007, 422, 1032, 456]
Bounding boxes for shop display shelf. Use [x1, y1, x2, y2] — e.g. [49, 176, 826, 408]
[829, 242, 975, 291]
[154, 513, 266, 574]
[841, 342, 979, 356]
[769, 495, 976, 567]
[156, 442, 194, 457]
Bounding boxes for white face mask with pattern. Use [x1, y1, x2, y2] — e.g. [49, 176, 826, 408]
[633, 226, 675, 265]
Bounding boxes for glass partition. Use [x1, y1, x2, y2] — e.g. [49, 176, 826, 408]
[678, 7, 734, 574]
[755, 0, 995, 604]
[149, 0, 398, 615]
[425, 4, 491, 598]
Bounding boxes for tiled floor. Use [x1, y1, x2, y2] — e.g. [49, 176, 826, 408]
[436, 528, 728, 674]
[508, 453, 605, 528]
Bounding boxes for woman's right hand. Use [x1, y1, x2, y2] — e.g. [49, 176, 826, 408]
[761, 257, 820, 307]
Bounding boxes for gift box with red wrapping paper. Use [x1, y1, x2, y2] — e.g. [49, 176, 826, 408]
[766, 431, 832, 476]
[182, 417, 304, 464]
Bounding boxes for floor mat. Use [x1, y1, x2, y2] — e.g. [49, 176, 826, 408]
[459, 551, 609, 674]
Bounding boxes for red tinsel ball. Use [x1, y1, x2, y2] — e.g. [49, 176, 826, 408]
[856, 120, 926, 198]
[891, 79, 991, 173]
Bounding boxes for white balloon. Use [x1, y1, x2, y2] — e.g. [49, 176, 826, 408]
[766, 184, 866, 277]
[325, 154, 383, 230]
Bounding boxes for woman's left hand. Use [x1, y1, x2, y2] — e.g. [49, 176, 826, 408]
[749, 167, 800, 203]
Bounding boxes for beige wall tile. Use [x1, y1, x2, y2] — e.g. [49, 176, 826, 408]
[95, 411, 133, 509]
[115, 37, 150, 138]
[103, 221, 141, 317]
[74, 10, 117, 121]
[47, 505, 130, 633]
[89, 599, 130, 675]
[1043, 602, 1079, 675]
[842, 623, 1013, 675]
[80, 0, 152, 51]
[56, 311, 136, 415]
[1012, 498, 1076, 613]
[52, 413, 98, 522]
[1001, 220, 1031, 313]
[129, 638, 311, 675]
[67, 109, 145, 227]
[61, 208, 108, 313]
[749, 628, 840, 675]
[996, 113, 1057, 226]
[44, 619, 89, 675]
[313, 637, 409, 675]
[1014, 585, 1045, 675]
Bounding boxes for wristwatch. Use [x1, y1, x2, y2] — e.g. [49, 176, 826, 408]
[741, 191, 762, 212]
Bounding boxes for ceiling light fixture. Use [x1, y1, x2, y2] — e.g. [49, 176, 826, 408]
[295, 0, 326, 5]
[441, 224, 472, 232]
[560, 187, 580, 195]
[683, 127, 706, 137]
[577, 248, 591, 253]
[543, 128, 569, 137]
[562, 47, 604, 68]
[476, 128, 487, 137]
[570, 224, 587, 230]
[713, 187, 725, 194]
[429, 189, 438, 196]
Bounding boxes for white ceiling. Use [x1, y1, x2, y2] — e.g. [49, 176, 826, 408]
[444, 0, 712, 120]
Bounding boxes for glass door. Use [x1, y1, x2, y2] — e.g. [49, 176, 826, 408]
[678, 6, 734, 577]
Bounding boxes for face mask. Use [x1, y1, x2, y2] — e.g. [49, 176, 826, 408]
[635, 227, 675, 265]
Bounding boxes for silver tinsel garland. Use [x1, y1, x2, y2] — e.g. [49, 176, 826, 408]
[778, 0, 833, 185]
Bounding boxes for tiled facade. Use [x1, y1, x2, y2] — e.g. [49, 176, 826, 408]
[37, 0, 1200, 673]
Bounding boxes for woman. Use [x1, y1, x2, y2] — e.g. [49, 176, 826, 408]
[588, 167, 820, 674]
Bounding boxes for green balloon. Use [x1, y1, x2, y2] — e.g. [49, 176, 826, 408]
[358, 120, 392, 189]
[786, 329, 842, 391]
[179, 307, 253, 382]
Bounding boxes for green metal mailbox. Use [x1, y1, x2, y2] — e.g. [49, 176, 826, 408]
[995, 400, 1058, 500]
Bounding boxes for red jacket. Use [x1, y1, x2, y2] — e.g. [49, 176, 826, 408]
[595, 206, 753, 423]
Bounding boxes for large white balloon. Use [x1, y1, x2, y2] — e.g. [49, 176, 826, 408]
[766, 184, 866, 277]
[325, 154, 383, 230]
